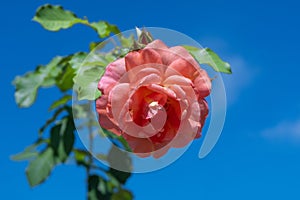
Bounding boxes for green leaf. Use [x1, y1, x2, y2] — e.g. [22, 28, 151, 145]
[26, 147, 55, 187]
[50, 116, 75, 163]
[13, 57, 65, 107]
[112, 190, 133, 200]
[11, 151, 38, 161]
[56, 65, 76, 91]
[183, 46, 232, 74]
[73, 64, 105, 100]
[49, 95, 72, 111]
[101, 128, 132, 152]
[69, 52, 88, 70]
[108, 168, 131, 185]
[90, 21, 120, 38]
[39, 106, 67, 134]
[72, 104, 90, 119]
[120, 35, 135, 48]
[11, 139, 45, 161]
[39, 57, 64, 86]
[88, 175, 112, 200]
[89, 41, 109, 52]
[107, 145, 132, 184]
[74, 149, 89, 167]
[33, 4, 88, 31]
[13, 72, 44, 108]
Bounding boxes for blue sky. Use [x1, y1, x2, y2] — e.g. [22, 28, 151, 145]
[1, 0, 300, 199]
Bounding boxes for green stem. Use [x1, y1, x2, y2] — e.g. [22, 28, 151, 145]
[86, 101, 94, 200]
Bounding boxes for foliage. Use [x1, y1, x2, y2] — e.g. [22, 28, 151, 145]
[183, 45, 232, 74]
[12, 4, 132, 199]
[12, 4, 231, 200]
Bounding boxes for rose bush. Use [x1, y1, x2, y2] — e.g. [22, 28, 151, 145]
[96, 39, 211, 158]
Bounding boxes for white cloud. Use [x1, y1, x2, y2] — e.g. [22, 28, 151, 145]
[199, 36, 257, 105]
[262, 120, 300, 141]
[222, 56, 256, 105]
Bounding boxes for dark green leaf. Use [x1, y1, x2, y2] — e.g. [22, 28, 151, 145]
[33, 4, 88, 31]
[39, 106, 66, 134]
[56, 65, 76, 91]
[26, 147, 55, 187]
[108, 168, 131, 185]
[183, 45, 232, 74]
[50, 116, 75, 163]
[112, 189, 133, 200]
[88, 175, 112, 200]
[101, 129, 132, 152]
[89, 41, 109, 52]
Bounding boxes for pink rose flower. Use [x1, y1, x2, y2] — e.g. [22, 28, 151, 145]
[96, 40, 211, 158]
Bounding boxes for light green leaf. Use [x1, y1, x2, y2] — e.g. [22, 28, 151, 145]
[90, 21, 120, 38]
[13, 72, 44, 108]
[49, 95, 72, 111]
[76, 82, 102, 101]
[13, 57, 65, 107]
[33, 4, 87, 31]
[73, 64, 105, 100]
[183, 46, 232, 74]
[69, 52, 88, 70]
[120, 35, 135, 48]
[11, 151, 38, 161]
[26, 147, 54, 187]
[11, 139, 45, 161]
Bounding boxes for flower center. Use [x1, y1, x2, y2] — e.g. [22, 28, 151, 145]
[146, 101, 163, 119]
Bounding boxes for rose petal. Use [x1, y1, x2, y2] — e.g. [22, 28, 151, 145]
[198, 99, 209, 134]
[169, 46, 199, 68]
[98, 58, 126, 95]
[123, 134, 154, 154]
[163, 75, 193, 86]
[125, 48, 162, 71]
[96, 39, 211, 158]
[145, 39, 169, 50]
[166, 58, 197, 80]
[96, 96, 121, 136]
[194, 69, 211, 98]
[109, 83, 131, 124]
